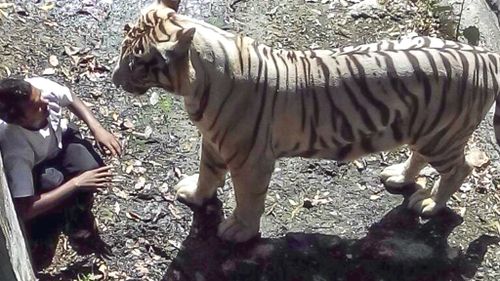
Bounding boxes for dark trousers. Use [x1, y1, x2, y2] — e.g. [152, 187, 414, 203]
[27, 125, 107, 270]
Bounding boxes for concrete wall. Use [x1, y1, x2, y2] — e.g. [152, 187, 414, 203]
[0, 154, 35, 281]
[440, 0, 500, 114]
[461, 0, 500, 51]
[441, 0, 500, 51]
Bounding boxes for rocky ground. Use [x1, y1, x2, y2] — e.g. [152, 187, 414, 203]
[0, 0, 499, 280]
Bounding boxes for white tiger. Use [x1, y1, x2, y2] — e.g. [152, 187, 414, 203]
[112, 0, 500, 242]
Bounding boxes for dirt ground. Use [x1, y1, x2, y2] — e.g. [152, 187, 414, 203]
[0, 0, 499, 280]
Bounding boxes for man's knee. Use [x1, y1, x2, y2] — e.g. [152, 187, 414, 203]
[39, 167, 64, 190]
[63, 143, 101, 174]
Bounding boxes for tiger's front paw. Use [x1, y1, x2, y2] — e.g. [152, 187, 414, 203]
[408, 188, 445, 216]
[217, 212, 260, 243]
[381, 163, 414, 188]
[175, 174, 205, 206]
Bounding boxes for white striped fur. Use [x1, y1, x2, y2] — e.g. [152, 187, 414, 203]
[112, 0, 500, 242]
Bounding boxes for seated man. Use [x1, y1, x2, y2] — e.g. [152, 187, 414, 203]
[0, 77, 122, 270]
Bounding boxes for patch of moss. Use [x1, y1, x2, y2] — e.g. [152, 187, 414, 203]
[159, 95, 173, 114]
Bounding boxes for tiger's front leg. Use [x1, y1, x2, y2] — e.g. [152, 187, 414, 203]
[175, 139, 227, 206]
[217, 162, 274, 242]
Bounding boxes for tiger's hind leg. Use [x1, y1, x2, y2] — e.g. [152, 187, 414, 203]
[408, 148, 472, 216]
[176, 139, 227, 207]
[217, 162, 274, 242]
[380, 150, 427, 189]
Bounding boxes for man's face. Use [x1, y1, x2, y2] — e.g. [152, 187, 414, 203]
[16, 86, 49, 130]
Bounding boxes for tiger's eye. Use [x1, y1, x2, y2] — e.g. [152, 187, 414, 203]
[128, 57, 135, 70]
[124, 23, 132, 33]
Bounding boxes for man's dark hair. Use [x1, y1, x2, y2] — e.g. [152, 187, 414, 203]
[0, 78, 32, 123]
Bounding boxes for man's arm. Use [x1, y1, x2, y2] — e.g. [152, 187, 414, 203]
[15, 166, 113, 221]
[67, 93, 122, 156]
[15, 180, 78, 221]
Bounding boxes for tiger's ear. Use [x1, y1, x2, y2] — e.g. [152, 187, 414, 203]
[157, 28, 195, 63]
[177, 27, 196, 46]
[172, 27, 195, 55]
[158, 0, 180, 11]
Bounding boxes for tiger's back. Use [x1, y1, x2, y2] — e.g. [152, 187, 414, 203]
[260, 36, 500, 163]
[195, 34, 500, 165]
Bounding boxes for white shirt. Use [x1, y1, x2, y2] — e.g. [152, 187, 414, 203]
[0, 77, 73, 198]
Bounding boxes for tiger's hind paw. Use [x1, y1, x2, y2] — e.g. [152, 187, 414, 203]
[408, 188, 445, 216]
[217, 213, 260, 243]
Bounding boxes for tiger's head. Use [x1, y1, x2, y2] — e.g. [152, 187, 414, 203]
[112, 0, 195, 95]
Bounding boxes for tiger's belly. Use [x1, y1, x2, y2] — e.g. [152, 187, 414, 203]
[271, 120, 408, 161]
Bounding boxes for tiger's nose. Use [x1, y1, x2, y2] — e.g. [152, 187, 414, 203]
[111, 66, 122, 88]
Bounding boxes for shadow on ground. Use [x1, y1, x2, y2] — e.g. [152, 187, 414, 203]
[163, 187, 499, 281]
[36, 261, 97, 281]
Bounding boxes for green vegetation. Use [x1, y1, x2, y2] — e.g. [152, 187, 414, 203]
[417, 0, 457, 39]
[159, 95, 173, 114]
[207, 17, 225, 29]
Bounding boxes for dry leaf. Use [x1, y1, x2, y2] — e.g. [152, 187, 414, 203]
[91, 90, 103, 98]
[2, 66, 11, 76]
[120, 119, 134, 130]
[49, 55, 59, 67]
[134, 177, 146, 190]
[353, 160, 365, 170]
[108, 271, 123, 279]
[135, 263, 150, 275]
[162, 194, 176, 202]
[135, 166, 147, 174]
[168, 204, 181, 219]
[42, 68, 56, 75]
[168, 239, 181, 249]
[290, 205, 302, 219]
[419, 166, 438, 177]
[98, 263, 108, 280]
[126, 211, 142, 221]
[64, 45, 81, 56]
[125, 164, 134, 174]
[416, 177, 427, 188]
[159, 183, 169, 194]
[61, 67, 72, 79]
[0, 9, 8, 21]
[82, 100, 94, 107]
[466, 149, 490, 169]
[173, 167, 182, 179]
[150, 91, 159, 105]
[0, 3, 15, 9]
[460, 183, 473, 193]
[114, 202, 121, 215]
[89, 274, 103, 281]
[458, 207, 466, 217]
[144, 126, 153, 139]
[302, 196, 333, 207]
[113, 188, 130, 200]
[40, 1, 55, 11]
[43, 21, 58, 27]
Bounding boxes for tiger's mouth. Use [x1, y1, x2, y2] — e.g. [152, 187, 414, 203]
[117, 82, 150, 96]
